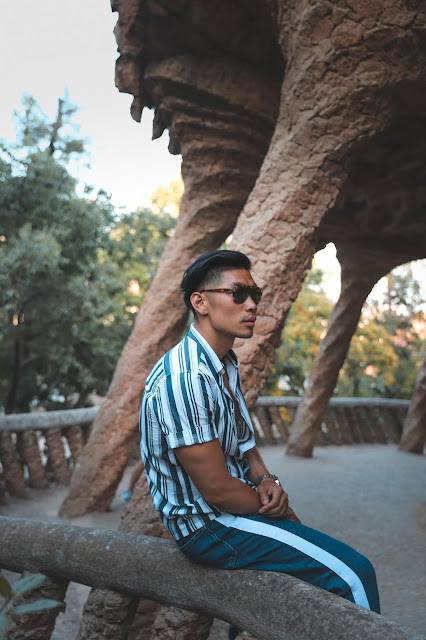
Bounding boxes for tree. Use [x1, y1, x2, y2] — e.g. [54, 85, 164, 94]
[338, 319, 398, 397]
[265, 269, 333, 396]
[0, 95, 175, 413]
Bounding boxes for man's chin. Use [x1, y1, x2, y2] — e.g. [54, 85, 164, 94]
[237, 326, 255, 338]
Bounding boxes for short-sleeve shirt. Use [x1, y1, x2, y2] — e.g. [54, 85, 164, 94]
[139, 324, 256, 540]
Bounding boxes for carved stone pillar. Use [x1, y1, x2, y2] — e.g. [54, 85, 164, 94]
[19, 430, 48, 489]
[231, 0, 426, 405]
[286, 246, 402, 457]
[399, 354, 426, 454]
[5, 573, 67, 640]
[232, 0, 424, 405]
[44, 428, 71, 485]
[60, 53, 280, 518]
[0, 432, 25, 497]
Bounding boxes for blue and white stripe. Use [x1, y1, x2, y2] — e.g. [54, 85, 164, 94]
[140, 324, 256, 540]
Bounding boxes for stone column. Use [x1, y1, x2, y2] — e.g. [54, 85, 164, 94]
[399, 353, 426, 454]
[4, 573, 68, 640]
[231, 0, 425, 406]
[76, 471, 212, 640]
[286, 246, 402, 457]
[59, 56, 279, 518]
[0, 432, 26, 498]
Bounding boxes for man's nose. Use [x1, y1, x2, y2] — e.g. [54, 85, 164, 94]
[245, 295, 257, 310]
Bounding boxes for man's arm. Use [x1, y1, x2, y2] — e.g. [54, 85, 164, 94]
[245, 447, 301, 522]
[175, 440, 262, 514]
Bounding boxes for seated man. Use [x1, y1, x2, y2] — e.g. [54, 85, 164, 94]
[139, 250, 380, 635]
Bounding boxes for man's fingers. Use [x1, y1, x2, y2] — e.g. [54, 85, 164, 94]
[258, 486, 289, 515]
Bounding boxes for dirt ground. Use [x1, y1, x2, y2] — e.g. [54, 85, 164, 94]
[1, 444, 425, 638]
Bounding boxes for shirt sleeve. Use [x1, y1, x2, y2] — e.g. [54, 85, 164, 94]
[155, 372, 218, 449]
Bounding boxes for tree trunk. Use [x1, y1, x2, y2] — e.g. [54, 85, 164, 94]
[286, 247, 401, 458]
[399, 354, 426, 454]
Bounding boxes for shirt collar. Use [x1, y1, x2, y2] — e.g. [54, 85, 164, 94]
[188, 324, 238, 377]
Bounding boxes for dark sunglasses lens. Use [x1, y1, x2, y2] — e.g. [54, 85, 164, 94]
[233, 287, 262, 304]
[252, 288, 262, 304]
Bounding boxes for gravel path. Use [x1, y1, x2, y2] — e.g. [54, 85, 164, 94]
[1, 444, 425, 637]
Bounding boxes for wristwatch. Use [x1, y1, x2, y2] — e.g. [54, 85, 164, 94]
[257, 474, 281, 487]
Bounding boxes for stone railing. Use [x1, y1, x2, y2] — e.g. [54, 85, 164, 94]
[252, 397, 409, 447]
[0, 398, 408, 501]
[0, 516, 422, 640]
[0, 408, 96, 499]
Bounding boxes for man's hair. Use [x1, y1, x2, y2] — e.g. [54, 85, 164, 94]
[181, 250, 252, 313]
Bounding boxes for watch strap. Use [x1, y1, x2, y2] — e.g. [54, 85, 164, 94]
[257, 473, 281, 486]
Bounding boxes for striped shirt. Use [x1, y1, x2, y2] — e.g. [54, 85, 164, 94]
[139, 324, 256, 540]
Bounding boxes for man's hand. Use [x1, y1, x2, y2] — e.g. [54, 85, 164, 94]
[257, 479, 289, 518]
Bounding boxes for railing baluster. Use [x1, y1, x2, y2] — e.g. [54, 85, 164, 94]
[19, 430, 49, 489]
[252, 407, 276, 445]
[334, 408, 353, 444]
[382, 408, 401, 444]
[65, 424, 85, 466]
[4, 572, 67, 640]
[269, 406, 288, 443]
[44, 428, 71, 485]
[324, 410, 341, 445]
[344, 408, 362, 443]
[0, 432, 26, 497]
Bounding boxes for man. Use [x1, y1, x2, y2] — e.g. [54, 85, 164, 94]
[140, 250, 380, 633]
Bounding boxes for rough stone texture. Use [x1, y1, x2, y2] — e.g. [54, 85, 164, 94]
[1, 516, 423, 640]
[45, 428, 71, 485]
[59, 4, 281, 518]
[231, 1, 426, 407]
[76, 588, 138, 640]
[76, 473, 211, 640]
[60, 1, 426, 512]
[4, 572, 67, 640]
[18, 430, 49, 489]
[76, 472, 169, 640]
[152, 606, 213, 640]
[0, 432, 25, 497]
[399, 353, 426, 454]
[65, 425, 85, 466]
[286, 244, 412, 457]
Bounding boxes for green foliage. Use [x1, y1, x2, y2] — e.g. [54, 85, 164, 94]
[265, 269, 333, 396]
[0, 575, 12, 599]
[0, 572, 62, 631]
[11, 573, 47, 595]
[0, 95, 175, 413]
[266, 262, 425, 399]
[339, 319, 398, 397]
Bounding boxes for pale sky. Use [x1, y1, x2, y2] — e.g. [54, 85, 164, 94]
[1, 1, 424, 305]
[0, 0, 182, 212]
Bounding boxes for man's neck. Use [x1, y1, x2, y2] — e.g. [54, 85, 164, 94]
[193, 321, 234, 361]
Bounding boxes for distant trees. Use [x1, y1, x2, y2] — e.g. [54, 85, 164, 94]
[0, 95, 175, 413]
[1, 95, 423, 412]
[266, 262, 425, 399]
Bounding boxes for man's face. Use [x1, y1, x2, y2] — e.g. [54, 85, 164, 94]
[200, 268, 259, 341]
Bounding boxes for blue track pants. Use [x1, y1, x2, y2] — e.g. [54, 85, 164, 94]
[177, 513, 380, 614]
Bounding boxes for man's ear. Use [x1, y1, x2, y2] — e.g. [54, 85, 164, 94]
[190, 291, 208, 317]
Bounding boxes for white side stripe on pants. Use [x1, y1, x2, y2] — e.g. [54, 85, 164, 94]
[216, 513, 370, 610]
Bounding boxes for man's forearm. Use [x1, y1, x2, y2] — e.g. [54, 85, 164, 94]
[244, 446, 271, 485]
[207, 475, 262, 514]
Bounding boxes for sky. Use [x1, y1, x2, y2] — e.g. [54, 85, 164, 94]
[0, 0, 182, 213]
[1, 0, 424, 305]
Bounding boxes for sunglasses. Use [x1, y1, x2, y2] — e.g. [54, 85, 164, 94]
[200, 284, 263, 304]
